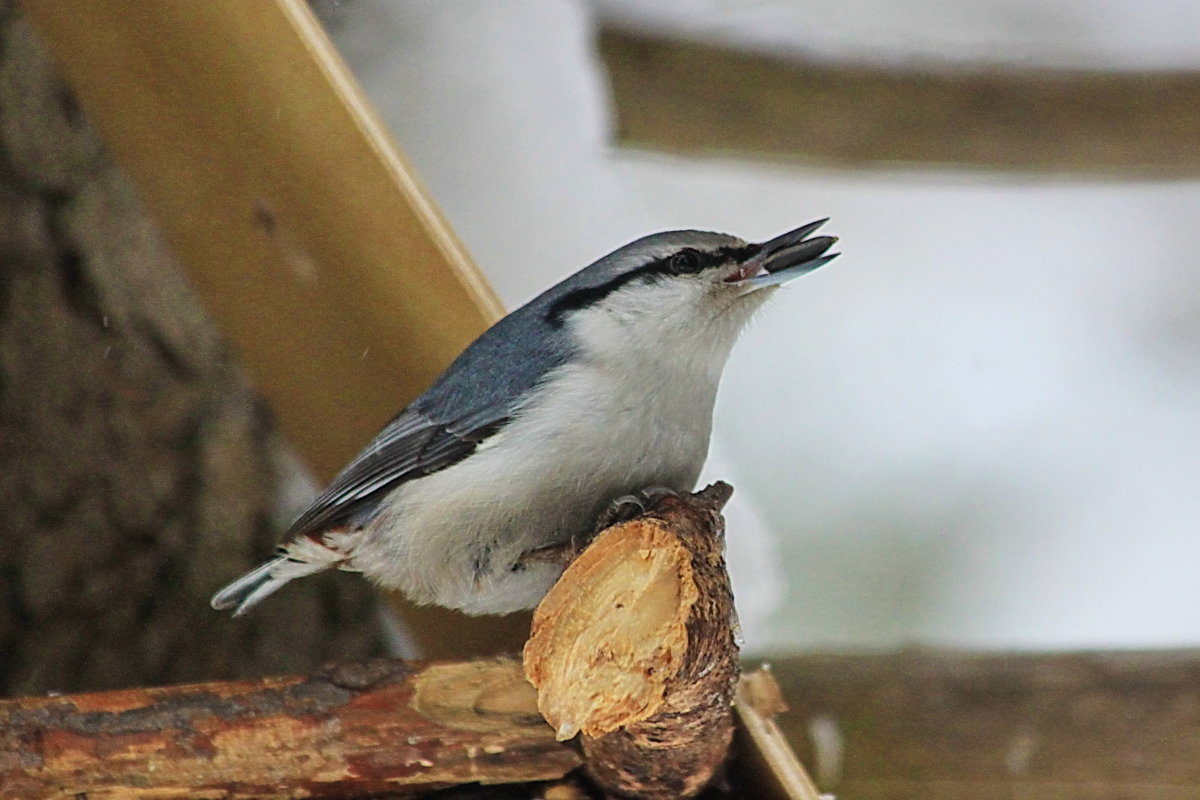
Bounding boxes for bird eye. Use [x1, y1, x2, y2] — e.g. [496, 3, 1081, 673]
[669, 249, 703, 274]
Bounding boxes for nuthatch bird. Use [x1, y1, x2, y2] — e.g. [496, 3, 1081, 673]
[212, 220, 839, 616]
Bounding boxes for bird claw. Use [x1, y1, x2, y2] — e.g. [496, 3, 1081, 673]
[516, 487, 681, 570]
[594, 486, 678, 533]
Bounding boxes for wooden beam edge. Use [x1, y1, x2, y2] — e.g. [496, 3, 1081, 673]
[599, 27, 1200, 177]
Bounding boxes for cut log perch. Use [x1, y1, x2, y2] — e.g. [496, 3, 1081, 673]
[524, 483, 742, 799]
[0, 658, 579, 799]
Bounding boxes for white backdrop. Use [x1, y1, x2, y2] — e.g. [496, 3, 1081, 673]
[317, 0, 1200, 653]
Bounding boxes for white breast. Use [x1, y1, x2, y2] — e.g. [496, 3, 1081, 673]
[350, 356, 721, 613]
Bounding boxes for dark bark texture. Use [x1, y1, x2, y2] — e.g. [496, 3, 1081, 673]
[0, 657, 582, 800]
[0, 1, 385, 697]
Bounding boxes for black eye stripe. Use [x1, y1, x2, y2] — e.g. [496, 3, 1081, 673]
[545, 266, 661, 326]
[545, 243, 760, 326]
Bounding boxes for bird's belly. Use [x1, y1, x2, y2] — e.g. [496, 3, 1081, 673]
[352, 365, 717, 613]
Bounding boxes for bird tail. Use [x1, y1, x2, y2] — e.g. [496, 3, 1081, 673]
[210, 556, 328, 616]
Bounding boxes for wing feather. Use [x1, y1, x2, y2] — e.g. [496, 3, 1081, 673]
[281, 280, 575, 542]
[283, 408, 508, 539]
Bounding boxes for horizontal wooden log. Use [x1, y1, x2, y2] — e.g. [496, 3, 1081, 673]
[0, 658, 580, 799]
[600, 28, 1200, 176]
[765, 649, 1200, 799]
[0, 663, 817, 800]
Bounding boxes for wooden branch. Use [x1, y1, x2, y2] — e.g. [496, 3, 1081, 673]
[599, 27, 1200, 176]
[525, 484, 741, 799]
[765, 650, 1200, 799]
[17, 0, 526, 660]
[0, 657, 579, 799]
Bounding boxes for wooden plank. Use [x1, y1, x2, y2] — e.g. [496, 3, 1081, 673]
[17, 0, 527, 659]
[599, 28, 1200, 176]
[733, 668, 823, 800]
[764, 650, 1200, 799]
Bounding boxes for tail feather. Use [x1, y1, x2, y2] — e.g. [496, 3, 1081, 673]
[210, 556, 328, 616]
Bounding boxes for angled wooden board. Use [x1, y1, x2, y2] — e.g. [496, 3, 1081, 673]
[19, 0, 527, 658]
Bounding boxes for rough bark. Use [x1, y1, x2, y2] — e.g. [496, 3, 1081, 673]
[0, 0, 385, 697]
[0, 657, 581, 799]
[525, 484, 741, 800]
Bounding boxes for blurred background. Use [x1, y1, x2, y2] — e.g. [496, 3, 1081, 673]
[2, 0, 1198, 699]
[313, 0, 1200, 652]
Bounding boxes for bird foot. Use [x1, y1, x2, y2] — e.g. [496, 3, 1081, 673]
[593, 486, 678, 533]
[516, 488, 682, 570]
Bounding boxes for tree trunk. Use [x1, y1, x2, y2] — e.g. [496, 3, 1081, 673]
[0, 0, 386, 697]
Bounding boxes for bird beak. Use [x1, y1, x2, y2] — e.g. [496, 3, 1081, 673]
[726, 218, 840, 291]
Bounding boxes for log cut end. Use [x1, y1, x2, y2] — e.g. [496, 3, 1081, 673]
[523, 483, 741, 799]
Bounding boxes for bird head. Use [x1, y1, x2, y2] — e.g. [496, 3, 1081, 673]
[542, 220, 839, 367]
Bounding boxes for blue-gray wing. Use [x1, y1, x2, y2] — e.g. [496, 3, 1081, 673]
[281, 307, 574, 540]
[282, 405, 510, 539]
